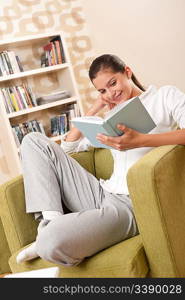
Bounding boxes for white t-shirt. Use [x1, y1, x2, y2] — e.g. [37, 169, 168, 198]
[61, 85, 185, 195]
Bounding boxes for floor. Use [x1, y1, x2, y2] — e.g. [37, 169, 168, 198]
[0, 273, 11, 278]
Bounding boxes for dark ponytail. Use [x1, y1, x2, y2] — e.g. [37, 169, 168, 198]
[89, 54, 145, 92]
[131, 73, 145, 92]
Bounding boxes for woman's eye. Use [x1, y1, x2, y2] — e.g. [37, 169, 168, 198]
[100, 90, 106, 94]
[111, 81, 116, 86]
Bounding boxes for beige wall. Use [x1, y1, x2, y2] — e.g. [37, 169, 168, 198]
[82, 0, 185, 91]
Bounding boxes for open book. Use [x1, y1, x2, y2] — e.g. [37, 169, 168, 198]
[71, 96, 156, 149]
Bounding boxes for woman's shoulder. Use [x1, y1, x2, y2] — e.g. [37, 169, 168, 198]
[141, 85, 185, 109]
[141, 85, 185, 106]
[141, 85, 176, 97]
[146, 84, 179, 93]
[157, 85, 185, 99]
[145, 84, 184, 98]
[140, 85, 173, 100]
[158, 85, 179, 92]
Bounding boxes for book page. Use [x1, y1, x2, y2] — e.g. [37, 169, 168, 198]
[105, 96, 137, 120]
[72, 116, 103, 123]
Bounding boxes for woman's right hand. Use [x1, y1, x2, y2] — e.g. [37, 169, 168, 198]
[85, 94, 108, 116]
[65, 95, 113, 142]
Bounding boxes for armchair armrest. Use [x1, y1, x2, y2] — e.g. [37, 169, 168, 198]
[127, 145, 185, 277]
[0, 175, 39, 254]
[0, 218, 11, 274]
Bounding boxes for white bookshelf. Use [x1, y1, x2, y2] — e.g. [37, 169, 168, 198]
[7, 96, 78, 118]
[0, 63, 69, 83]
[0, 32, 83, 179]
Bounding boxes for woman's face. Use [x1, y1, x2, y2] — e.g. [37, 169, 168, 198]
[92, 67, 141, 106]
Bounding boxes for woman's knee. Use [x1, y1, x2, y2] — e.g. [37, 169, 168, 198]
[21, 132, 51, 158]
[21, 132, 43, 150]
[36, 223, 82, 266]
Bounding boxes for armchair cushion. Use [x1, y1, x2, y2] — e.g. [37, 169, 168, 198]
[9, 235, 149, 278]
[94, 148, 113, 180]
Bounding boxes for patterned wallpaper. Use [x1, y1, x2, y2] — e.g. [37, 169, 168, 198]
[0, 0, 97, 184]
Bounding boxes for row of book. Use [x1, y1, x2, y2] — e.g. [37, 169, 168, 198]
[12, 120, 45, 147]
[0, 35, 65, 77]
[0, 35, 64, 77]
[0, 51, 23, 76]
[41, 36, 65, 67]
[12, 104, 80, 146]
[50, 104, 79, 136]
[0, 85, 37, 113]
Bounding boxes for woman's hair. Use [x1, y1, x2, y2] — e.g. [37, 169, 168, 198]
[89, 54, 145, 92]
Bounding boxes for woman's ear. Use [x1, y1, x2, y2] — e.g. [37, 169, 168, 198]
[125, 66, 132, 79]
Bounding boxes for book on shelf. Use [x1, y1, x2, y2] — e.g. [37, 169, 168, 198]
[31, 120, 45, 135]
[71, 96, 156, 149]
[7, 51, 22, 73]
[43, 42, 52, 66]
[64, 103, 80, 128]
[12, 120, 46, 145]
[9, 87, 19, 111]
[0, 56, 5, 76]
[0, 51, 23, 76]
[51, 42, 57, 65]
[15, 55, 24, 72]
[0, 85, 37, 113]
[12, 127, 21, 147]
[41, 35, 65, 67]
[41, 53, 48, 68]
[22, 83, 35, 107]
[3, 51, 14, 74]
[50, 36, 65, 63]
[50, 104, 77, 136]
[26, 86, 38, 106]
[0, 52, 8, 75]
[11, 86, 24, 110]
[50, 114, 68, 136]
[16, 86, 29, 109]
[53, 40, 62, 64]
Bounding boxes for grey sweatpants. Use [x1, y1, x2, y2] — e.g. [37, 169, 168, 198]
[21, 132, 138, 266]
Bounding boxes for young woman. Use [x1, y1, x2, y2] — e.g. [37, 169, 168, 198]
[17, 54, 185, 266]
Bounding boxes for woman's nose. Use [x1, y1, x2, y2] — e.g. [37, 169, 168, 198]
[106, 89, 115, 99]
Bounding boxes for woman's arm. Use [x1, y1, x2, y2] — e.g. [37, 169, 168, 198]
[96, 124, 185, 151]
[142, 128, 185, 147]
[65, 96, 107, 142]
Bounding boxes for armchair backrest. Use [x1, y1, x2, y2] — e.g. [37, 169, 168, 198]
[71, 147, 113, 180]
[127, 145, 185, 277]
[94, 148, 113, 180]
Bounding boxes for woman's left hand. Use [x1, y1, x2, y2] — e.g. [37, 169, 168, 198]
[96, 124, 146, 150]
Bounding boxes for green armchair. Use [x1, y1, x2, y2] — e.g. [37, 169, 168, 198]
[0, 145, 185, 277]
